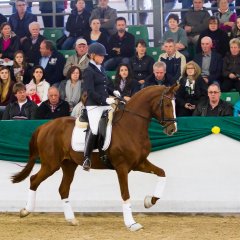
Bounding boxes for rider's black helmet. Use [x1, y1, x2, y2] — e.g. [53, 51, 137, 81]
[88, 42, 108, 56]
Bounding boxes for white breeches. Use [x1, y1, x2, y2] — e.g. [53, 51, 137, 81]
[86, 106, 112, 135]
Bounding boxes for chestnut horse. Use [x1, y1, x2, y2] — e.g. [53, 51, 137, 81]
[11, 85, 179, 231]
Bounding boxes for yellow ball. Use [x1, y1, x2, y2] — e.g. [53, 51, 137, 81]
[211, 126, 221, 134]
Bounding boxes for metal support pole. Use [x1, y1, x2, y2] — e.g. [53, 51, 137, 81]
[152, 0, 163, 47]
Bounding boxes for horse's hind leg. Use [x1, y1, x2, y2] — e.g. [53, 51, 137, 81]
[116, 167, 143, 232]
[134, 159, 166, 209]
[59, 160, 78, 226]
[20, 163, 60, 218]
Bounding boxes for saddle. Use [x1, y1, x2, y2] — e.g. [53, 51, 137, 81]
[71, 108, 114, 169]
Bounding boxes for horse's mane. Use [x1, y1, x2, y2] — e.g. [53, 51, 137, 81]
[126, 85, 167, 106]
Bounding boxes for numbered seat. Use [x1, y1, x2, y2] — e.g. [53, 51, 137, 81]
[58, 50, 76, 59]
[43, 28, 64, 44]
[127, 25, 149, 46]
[146, 47, 162, 62]
[220, 92, 240, 105]
[106, 71, 116, 83]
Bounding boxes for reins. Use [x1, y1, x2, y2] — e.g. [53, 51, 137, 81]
[113, 89, 177, 128]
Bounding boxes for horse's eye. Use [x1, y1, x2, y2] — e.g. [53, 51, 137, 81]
[165, 103, 171, 108]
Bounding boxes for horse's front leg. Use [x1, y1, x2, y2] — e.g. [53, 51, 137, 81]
[116, 167, 143, 232]
[59, 160, 78, 226]
[135, 159, 166, 208]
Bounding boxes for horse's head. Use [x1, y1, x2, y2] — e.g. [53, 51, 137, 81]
[152, 84, 179, 136]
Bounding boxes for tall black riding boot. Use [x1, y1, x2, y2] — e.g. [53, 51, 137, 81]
[82, 130, 97, 171]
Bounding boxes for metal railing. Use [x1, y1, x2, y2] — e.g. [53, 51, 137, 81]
[1, 0, 239, 47]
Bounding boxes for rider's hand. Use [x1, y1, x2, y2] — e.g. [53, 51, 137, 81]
[106, 98, 115, 105]
[113, 90, 121, 98]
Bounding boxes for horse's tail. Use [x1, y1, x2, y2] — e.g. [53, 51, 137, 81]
[11, 128, 40, 183]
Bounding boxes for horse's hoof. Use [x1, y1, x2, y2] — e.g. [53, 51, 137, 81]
[128, 222, 143, 232]
[20, 208, 30, 218]
[67, 218, 79, 226]
[144, 195, 154, 209]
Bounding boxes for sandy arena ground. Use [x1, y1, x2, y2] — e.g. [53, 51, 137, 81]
[1, 213, 240, 240]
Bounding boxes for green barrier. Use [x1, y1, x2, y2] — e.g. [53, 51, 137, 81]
[0, 117, 239, 162]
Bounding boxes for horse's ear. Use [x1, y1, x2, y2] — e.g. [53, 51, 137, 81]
[168, 83, 180, 95]
[81, 91, 88, 106]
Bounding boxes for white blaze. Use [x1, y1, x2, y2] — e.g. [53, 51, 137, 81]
[171, 99, 177, 132]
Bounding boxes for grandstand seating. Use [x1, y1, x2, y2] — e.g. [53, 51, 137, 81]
[43, 28, 64, 45]
[220, 92, 240, 106]
[106, 71, 116, 82]
[146, 47, 162, 62]
[58, 50, 76, 59]
[127, 25, 149, 46]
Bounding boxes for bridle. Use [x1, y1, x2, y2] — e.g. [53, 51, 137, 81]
[158, 89, 177, 128]
[115, 89, 177, 128]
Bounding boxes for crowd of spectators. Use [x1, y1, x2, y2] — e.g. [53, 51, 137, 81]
[0, 0, 240, 120]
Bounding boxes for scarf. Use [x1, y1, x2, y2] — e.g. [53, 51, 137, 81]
[185, 78, 195, 95]
[65, 80, 81, 107]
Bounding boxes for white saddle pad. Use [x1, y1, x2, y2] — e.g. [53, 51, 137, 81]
[71, 123, 112, 152]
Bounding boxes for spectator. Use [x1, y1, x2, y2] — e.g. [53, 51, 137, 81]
[70, 0, 94, 13]
[158, 38, 186, 84]
[21, 21, 45, 66]
[9, 0, 32, 13]
[104, 17, 135, 71]
[222, 38, 240, 92]
[181, 0, 193, 20]
[193, 83, 233, 116]
[35, 86, 70, 119]
[145, 61, 173, 87]
[2, 82, 37, 120]
[162, 13, 188, 58]
[197, 16, 230, 58]
[62, 0, 91, 50]
[233, 99, 240, 116]
[0, 22, 20, 62]
[209, 0, 234, 14]
[236, 0, 240, 17]
[63, 38, 89, 77]
[29, 65, 50, 104]
[39, 40, 66, 86]
[0, 66, 15, 118]
[26, 83, 41, 105]
[10, 50, 31, 84]
[194, 36, 223, 85]
[0, 14, 7, 26]
[230, 16, 240, 40]
[39, 0, 65, 28]
[89, 0, 117, 36]
[214, 0, 237, 34]
[84, 18, 108, 48]
[114, 63, 139, 101]
[8, 0, 37, 41]
[181, 0, 210, 46]
[176, 61, 208, 116]
[129, 39, 154, 89]
[58, 66, 82, 112]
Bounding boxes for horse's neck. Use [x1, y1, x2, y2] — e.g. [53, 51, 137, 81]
[114, 110, 150, 139]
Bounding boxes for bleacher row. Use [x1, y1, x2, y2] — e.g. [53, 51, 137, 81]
[42, 25, 240, 107]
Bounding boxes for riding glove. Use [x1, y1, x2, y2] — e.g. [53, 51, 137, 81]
[113, 90, 121, 98]
[106, 98, 115, 105]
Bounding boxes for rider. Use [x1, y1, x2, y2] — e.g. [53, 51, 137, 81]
[82, 42, 121, 171]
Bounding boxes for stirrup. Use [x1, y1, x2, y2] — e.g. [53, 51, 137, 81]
[82, 158, 91, 171]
